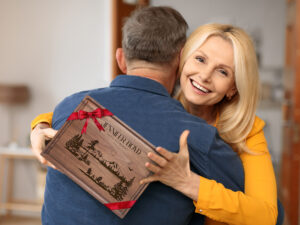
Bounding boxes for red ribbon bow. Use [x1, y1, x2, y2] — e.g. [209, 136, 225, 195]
[67, 108, 113, 134]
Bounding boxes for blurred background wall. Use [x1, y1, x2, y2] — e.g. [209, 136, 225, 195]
[0, 0, 290, 224]
[0, 0, 112, 147]
[152, 0, 285, 68]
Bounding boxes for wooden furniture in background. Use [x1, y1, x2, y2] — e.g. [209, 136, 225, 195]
[111, 0, 149, 79]
[0, 85, 30, 145]
[0, 147, 42, 219]
[280, 0, 300, 224]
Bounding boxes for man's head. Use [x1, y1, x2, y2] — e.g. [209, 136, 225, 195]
[116, 6, 188, 94]
[122, 6, 188, 65]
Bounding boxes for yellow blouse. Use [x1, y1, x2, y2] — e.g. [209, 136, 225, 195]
[31, 114, 277, 225]
[31, 112, 53, 130]
[196, 116, 278, 225]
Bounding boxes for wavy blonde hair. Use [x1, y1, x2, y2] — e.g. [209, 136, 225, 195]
[177, 24, 260, 154]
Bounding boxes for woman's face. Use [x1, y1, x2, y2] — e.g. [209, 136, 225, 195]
[180, 35, 236, 107]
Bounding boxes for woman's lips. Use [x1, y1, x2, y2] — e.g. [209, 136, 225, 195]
[190, 79, 211, 94]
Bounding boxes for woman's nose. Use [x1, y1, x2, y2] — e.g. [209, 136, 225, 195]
[198, 68, 213, 82]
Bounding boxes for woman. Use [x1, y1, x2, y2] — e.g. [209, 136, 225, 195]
[31, 24, 278, 225]
[140, 23, 278, 225]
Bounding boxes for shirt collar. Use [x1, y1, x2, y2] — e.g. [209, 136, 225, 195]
[110, 75, 171, 97]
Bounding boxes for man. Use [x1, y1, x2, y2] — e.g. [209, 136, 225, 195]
[31, 6, 245, 225]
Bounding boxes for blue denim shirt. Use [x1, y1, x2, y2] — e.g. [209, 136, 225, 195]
[42, 75, 245, 225]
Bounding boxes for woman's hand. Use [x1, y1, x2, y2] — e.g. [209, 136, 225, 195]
[140, 130, 200, 201]
[30, 123, 57, 169]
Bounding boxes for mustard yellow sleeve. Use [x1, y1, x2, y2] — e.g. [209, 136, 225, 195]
[31, 112, 54, 130]
[194, 116, 278, 225]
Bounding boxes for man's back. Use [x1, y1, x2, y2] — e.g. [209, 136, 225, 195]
[43, 75, 244, 225]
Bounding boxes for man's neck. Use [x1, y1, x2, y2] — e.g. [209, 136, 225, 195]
[126, 61, 177, 94]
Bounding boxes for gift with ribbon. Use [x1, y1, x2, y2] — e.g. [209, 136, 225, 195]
[42, 96, 156, 218]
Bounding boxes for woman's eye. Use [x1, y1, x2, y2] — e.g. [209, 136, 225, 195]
[195, 56, 205, 63]
[218, 69, 228, 76]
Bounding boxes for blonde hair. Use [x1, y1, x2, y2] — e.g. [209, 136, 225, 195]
[178, 24, 260, 154]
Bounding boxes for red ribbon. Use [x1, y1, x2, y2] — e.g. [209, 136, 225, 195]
[104, 200, 136, 210]
[67, 108, 113, 134]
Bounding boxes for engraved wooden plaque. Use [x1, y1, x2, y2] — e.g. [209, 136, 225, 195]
[42, 96, 156, 218]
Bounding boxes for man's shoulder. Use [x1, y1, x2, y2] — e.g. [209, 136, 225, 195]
[59, 88, 107, 105]
[52, 88, 106, 129]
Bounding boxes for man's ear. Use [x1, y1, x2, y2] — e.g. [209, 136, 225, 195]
[180, 48, 184, 58]
[116, 48, 127, 73]
[176, 49, 184, 79]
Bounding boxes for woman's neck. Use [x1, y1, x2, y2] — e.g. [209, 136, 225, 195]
[188, 103, 218, 126]
[177, 92, 218, 125]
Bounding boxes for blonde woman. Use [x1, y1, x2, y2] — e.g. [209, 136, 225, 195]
[31, 24, 280, 225]
[140, 24, 278, 225]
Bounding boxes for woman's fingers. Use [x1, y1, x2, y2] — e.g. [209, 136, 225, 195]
[147, 151, 168, 167]
[30, 124, 57, 169]
[139, 175, 158, 185]
[140, 131, 192, 189]
[179, 130, 190, 157]
[42, 128, 57, 139]
[155, 147, 174, 161]
[145, 162, 161, 173]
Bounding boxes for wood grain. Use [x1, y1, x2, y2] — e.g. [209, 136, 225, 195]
[42, 96, 156, 218]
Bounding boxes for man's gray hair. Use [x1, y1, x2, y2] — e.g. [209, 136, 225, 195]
[122, 6, 188, 63]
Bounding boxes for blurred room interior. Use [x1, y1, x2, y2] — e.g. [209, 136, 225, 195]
[0, 0, 298, 224]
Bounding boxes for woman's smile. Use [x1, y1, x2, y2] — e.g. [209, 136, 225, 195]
[190, 78, 211, 95]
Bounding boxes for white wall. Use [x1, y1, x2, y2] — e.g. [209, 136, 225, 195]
[0, 0, 112, 216]
[0, 0, 112, 146]
[152, 0, 285, 68]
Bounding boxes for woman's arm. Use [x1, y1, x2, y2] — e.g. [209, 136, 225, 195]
[31, 112, 53, 129]
[141, 117, 278, 225]
[198, 118, 278, 225]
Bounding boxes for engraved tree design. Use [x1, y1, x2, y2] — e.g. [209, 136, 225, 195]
[66, 134, 136, 201]
[86, 140, 99, 152]
[65, 134, 84, 156]
[86, 140, 102, 158]
[65, 134, 90, 165]
[110, 181, 129, 201]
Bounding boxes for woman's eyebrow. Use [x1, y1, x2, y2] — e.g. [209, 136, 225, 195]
[218, 64, 234, 73]
[194, 50, 208, 58]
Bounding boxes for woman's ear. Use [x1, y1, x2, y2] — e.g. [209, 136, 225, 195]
[226, 85, 237, 100]
[116, 48, 127, 73]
